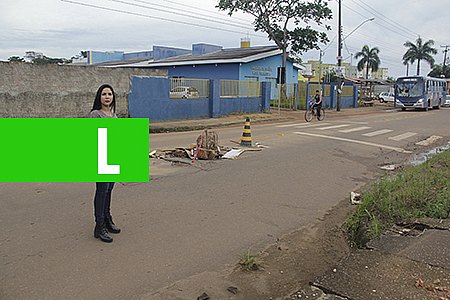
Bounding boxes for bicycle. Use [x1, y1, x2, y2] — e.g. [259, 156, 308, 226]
[305, 104, 325, 122]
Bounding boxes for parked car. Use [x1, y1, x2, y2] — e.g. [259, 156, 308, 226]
[444, 95, 450, 107]
[378, 92, 395, 103]
[170, 86, 200, 99]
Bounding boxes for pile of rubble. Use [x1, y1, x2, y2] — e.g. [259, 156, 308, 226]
[149, 130, 260, 163]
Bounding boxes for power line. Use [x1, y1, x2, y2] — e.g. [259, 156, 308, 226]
[103, 0, 256, 31]
[152, 0, 252, 24]
[340, 2, 414, 40]
[128, 0, 253, 27]
[347, 0, 418, 39]
[60, 0, 267, 38]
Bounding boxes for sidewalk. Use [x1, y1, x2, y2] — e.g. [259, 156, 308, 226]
[149, 106, 388, 133]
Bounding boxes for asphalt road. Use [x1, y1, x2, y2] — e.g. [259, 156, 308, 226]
[1, 108, 449, 299]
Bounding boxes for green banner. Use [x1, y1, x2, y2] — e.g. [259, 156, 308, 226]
[0, 118, 149, 182]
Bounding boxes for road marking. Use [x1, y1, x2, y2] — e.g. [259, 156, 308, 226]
[339, 126, 371, 133]
[416, 135, 442, 146]
[293, 132, 411, 153]
[388, 132, 417, 141]
[334, 121, 369, 125]
[277, 123, 306, 128]
[362, 129, 393, 137]
[317, 124, 351, 130]
[294, 123, 331, 128]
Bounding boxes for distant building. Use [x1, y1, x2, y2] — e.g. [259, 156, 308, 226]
[301, 59, 388, 81]
[99, 40, 299, 87]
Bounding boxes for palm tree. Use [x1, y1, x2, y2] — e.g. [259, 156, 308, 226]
[403, 37, 437, 75]
[355, 45, 381, 79]
[402, 57, 413, 76]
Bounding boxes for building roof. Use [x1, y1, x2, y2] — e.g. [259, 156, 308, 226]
[115, 45, 281, 68]
[344, 76, 395, 85]
[93, 57, 152, 67]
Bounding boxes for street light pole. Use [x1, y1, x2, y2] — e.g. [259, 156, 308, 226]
[336, 0, 342, 111]
[342, 18, 375, 42]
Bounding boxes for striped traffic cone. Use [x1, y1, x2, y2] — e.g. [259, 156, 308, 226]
[240, 117, 252, 147]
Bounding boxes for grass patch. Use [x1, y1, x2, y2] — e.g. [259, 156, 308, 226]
[239, 250, 262, 271]
[346, 149, 450, 247]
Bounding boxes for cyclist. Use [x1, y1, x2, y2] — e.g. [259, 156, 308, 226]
[308, 90, 323, 120]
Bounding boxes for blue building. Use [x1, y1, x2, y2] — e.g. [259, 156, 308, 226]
[122, 43, 299, 87]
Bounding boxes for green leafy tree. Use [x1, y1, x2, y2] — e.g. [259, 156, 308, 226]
[428, 64, 450, 78]
[355, 45, 380, 79]
[216, 0, 332, 84]
[8, 56, 25, 62]
[32, 56, 72, 65]
[402, 57, 413, 76]
[403, 37, 437, 76]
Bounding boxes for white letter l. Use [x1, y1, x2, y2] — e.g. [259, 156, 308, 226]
[98, 128, 120, 175]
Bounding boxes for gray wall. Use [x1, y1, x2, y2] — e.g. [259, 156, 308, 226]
[0, 62, 167, 117]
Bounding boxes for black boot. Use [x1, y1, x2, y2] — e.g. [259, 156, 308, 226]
[105, 215, 121, 234]
[94, 223, 113, 243]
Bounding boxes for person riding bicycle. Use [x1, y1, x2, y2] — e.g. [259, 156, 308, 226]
[308, 90, 323, 119]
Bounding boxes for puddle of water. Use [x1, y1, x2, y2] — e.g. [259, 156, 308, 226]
[410, 141, 450, 166]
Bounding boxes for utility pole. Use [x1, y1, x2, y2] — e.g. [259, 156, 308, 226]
[336, 0, 342, 111]
[441, 45, 449, 68]
[319, 49, 324, 87]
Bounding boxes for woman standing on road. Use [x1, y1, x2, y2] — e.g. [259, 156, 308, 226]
[89, 84, 121, 243]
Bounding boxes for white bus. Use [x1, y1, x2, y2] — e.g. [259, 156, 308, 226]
[395, 76, 447, 111]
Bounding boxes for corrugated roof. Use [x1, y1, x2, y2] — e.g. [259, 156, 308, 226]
[132, 46, 280, 68]
[100, 45, 283, 68]
[93, 57, 151, 67]
[152, 45, 278, 63]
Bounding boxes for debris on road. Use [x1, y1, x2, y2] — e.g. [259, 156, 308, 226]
[415, 135, 442, 146]
[350, 192, 361, 205]
[193, 129, 220, 161]
[197, 292, 210, 300]
[227, 286, 238, 295]
[379, 164, 398, 171]
[255, 142, 269, 148]
[222, 149, 245, 159]
[150, 129, 265, 164]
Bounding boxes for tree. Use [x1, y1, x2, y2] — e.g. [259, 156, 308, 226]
[403, 37, 437, 76]
[8, 56, 25, 62]
[355, 45, 380, 79]
[402, 57, 413, 76]
[216, 0, 332, 85]
[428, 64, 450, 78]
[31, 56, 72, 65]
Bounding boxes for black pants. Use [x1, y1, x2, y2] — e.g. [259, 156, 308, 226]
[94, 182, 115, 224]
[313, 104, 322, 118]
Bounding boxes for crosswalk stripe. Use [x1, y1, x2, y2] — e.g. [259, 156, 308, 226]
[276, 123, 305, 128]
[294, 123, 331, 128]
[293, 132, 411, 153]
[362, 129, 393, 137]
[317, 124, 351, 130]
[339, 126, 371, 133]
[388, 132, 417, 141]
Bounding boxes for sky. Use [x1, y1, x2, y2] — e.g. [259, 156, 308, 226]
[1, 0, 449, 78]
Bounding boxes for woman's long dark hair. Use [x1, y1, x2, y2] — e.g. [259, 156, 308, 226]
[91, 84, 116, 113]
